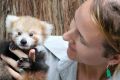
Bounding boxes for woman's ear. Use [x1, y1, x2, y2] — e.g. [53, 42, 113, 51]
[108, 54, 120, 65]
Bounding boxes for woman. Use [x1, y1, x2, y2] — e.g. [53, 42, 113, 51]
[1, 0, 120, 80]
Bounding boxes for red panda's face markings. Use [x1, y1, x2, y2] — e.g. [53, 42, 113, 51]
[11, 30, 42, 50]
[6, 15, 53, 50]
[33, 34, 39, 46]
[11, 25, 45, 50]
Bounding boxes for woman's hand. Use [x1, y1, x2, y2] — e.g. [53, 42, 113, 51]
[1, 49, 35, 80]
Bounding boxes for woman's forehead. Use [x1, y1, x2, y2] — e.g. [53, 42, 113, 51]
[73, 0, 104, 46]
[74, 0, 95, 29]
[74, 0, 92, 21]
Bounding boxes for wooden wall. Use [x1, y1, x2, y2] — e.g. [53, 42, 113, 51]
[0, 0, 85, 39]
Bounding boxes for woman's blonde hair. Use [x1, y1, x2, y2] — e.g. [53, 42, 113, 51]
[90, 0, 120, 79]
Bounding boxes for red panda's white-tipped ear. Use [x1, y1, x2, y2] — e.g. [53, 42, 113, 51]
[6, 15, 19, 32]
[45, 23, 53, 35]
[40, 21, 53, 35]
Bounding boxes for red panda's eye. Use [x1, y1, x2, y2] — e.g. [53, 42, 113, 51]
[18, 32, 22, 35]
[29, 33, 33, 36]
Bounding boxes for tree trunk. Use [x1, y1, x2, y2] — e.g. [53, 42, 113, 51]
[0, 0, 85, 39]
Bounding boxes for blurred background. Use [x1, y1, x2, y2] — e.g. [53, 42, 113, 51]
[0, 0, 86, 39]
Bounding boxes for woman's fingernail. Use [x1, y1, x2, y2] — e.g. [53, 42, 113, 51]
[30, 49, 35, 53]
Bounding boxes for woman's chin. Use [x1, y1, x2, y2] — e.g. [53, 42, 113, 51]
[67, 48, 76, 60]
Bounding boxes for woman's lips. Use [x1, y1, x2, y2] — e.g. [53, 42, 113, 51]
[68, 43, 76, 52]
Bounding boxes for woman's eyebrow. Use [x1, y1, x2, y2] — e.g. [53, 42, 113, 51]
[73, 17, 89, 46]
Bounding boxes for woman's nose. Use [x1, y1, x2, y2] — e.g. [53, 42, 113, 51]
[63, 30, 73, 41]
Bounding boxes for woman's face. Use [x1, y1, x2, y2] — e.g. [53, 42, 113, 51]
[63, 0, 108, 65]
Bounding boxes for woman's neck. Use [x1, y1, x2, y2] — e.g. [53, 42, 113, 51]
[77, 63, 107, 80]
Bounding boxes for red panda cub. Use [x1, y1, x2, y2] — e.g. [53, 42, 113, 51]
[0, 15, 53, 80]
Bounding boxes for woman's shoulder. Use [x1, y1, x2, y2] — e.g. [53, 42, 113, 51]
[111, 67, 120, 80]
[44, 36, 77, 80]
[44, 36, 68, 59]
[44, 35, 70, 72]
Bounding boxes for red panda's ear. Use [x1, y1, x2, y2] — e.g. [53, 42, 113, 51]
[40, 21, 53, 35]
[5, 15, 19, 32]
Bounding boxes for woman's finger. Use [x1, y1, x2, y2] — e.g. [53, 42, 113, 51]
[6, 66, 23, 80]
[10, 49, 28, 58]
[1, 55, 18, 70]
[29, 49, 36, 62]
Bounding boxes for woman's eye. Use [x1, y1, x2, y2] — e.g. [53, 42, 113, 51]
[18, 32, 22, 35]
[29, 33, 33, 36]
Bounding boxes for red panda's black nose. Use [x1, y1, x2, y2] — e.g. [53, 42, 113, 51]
[20, 39, 27, 45]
